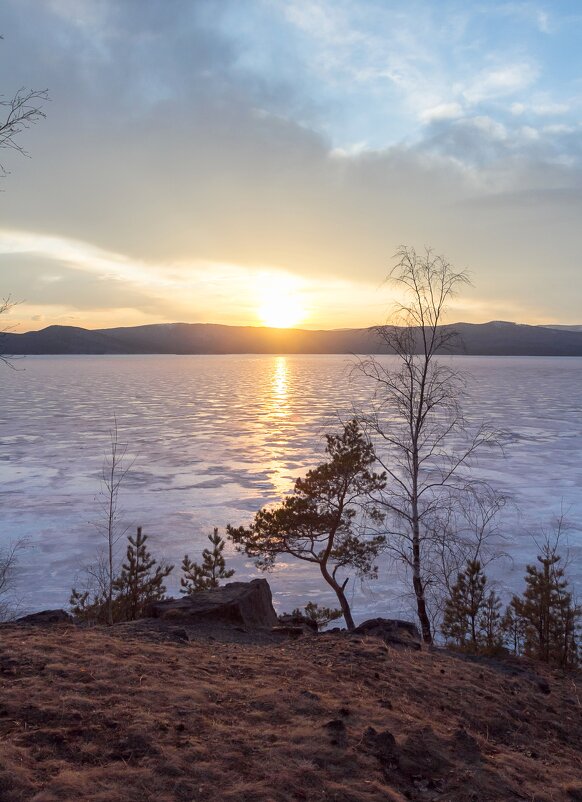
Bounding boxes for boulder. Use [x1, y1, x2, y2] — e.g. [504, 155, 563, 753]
[361, 726, 398, 763]
[14, 609, 73, 625]
[353, 618, 421, 650]
[277, 612, 318, 634]
[147, 579, 278, 630]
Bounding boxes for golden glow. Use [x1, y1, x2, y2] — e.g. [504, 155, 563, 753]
[267, 357, 292, 492]
[272, 356, 288, 411]
[257, 274, 306, 328]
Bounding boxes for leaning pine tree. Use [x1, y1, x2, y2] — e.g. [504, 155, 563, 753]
[180, 528, 234, 593]
[227, 420, 386, 630]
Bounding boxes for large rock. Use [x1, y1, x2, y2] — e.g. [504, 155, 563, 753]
[147, 579, 279, 630]
[276, 612, 318, 636]
[14, 609, 73, 625]
[353, 618, 421, 650]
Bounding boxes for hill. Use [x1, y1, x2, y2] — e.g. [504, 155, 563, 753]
[4, 320, 582, 355]
[0, 619, 580, 802]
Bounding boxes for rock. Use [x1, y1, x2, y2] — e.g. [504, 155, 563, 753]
[14, 609, 73, 626]
[353, 618, 421, 650]
[278, 612, 318, 633]
[362, 726, 398, 762]
[452, 727, 481, 762]
[323, 719, 347, 747]
[272, 625, 309, 638]
[171, 628, 190, 642]
[274, 612, 317, 637]
[146, 579, 279, 630]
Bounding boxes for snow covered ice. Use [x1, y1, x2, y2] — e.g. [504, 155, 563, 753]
[1, 354, 581, 620]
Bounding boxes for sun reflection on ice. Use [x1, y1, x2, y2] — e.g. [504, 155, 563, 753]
[266, 356, 293, 495]
[271, 356, 288, 416]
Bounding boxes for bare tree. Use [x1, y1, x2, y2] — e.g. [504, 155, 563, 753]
[0, 539, 26, 621]
[0, 75, 48, 179]
[421, 485, 507, 635]
[1, 37, 48, 357]
[0, 295, 20, 368]
[99, 417, 131, 625]
[356, 246, 500, 644]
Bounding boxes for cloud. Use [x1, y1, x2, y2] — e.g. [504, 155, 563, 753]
[1, 0, 582, 328]
[420, 102, 465, 123]
[462, 63, 540, 104]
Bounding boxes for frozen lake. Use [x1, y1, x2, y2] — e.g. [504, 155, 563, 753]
[1, 354, 581, 621]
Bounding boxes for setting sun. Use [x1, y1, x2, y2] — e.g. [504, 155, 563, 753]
[257, 275, 306, 328]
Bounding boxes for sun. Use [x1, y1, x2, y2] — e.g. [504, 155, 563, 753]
[257, 275, 306, 328]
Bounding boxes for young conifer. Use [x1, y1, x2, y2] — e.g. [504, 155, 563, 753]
[479, 589, 504, 652]
[510, 545, 580, 667]
[501, 603, 526, 656]
[442, 559, 487, 649]
[180, 528, 234, 594]
[441, 559, 503, 652]
[113, 527, 173, 620]
[291, 601, 343, 630]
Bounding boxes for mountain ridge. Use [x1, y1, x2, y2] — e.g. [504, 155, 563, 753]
[3, 320, 582, 356]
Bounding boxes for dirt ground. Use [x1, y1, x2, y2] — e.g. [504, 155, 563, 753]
[0, 620, 580, 802]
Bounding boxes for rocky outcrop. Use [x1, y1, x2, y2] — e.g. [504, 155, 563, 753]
[353, 618, 421, 650]
[146, 579, 279, 630]
[13, 609, 73, 625]
[273, 612, 318, 637]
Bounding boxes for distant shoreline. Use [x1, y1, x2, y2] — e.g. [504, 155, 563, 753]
[4, 319, 582, 357]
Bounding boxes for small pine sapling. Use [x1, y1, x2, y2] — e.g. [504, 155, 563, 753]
[113, 527, 173, 620]
[291, 601, 343, 630]
[511, 543, 580, 667]
[69, 588, 98, 622]
[479, 589, 504, 653]
[441, 560, 503, 652]
[180, 528, 234, 593]
[501, 602, 526, 656]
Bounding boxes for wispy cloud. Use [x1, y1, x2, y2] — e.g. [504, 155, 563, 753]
[461, 62, 540, 104]
[2, 0, 582, 328]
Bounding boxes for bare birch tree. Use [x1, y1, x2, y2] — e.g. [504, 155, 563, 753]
[356, 246, 500, 644]
[1, 37, 48, 360]
[0, 73, 48, 179]
[99, 417, 130, 626]
[0, 539, 26, 621]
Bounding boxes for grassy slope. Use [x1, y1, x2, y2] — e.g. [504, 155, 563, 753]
[0, 622, 580, 802]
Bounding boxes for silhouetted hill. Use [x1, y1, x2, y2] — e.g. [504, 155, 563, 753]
[4, 320, 582, 355]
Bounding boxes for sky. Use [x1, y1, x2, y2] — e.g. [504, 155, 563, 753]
[1, 0, 582, 331]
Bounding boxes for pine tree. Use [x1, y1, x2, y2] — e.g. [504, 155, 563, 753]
[511, 545, 580, 667]
[113, 527, 173, 620]
[442, 560, 487, 650]
[479, 589, 504, 652]
[501, 602, 526, 656]
[180, 528, 234, 594]
[441, 560, 503, 652]
[69, 588, 106, 623]
[291, 601, 343, 630]
[227, 420, 386, 630]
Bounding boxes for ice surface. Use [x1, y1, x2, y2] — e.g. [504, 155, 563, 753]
[1, 354, 581, 621]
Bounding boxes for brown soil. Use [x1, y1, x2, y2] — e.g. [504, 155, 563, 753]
[0, 621, 580, 802]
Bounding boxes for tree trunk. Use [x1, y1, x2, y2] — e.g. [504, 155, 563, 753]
[412, 510, 432, 645]
[320, 564, 355, 630]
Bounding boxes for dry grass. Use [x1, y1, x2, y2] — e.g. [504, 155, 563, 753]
[0, 621, 580, 802]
